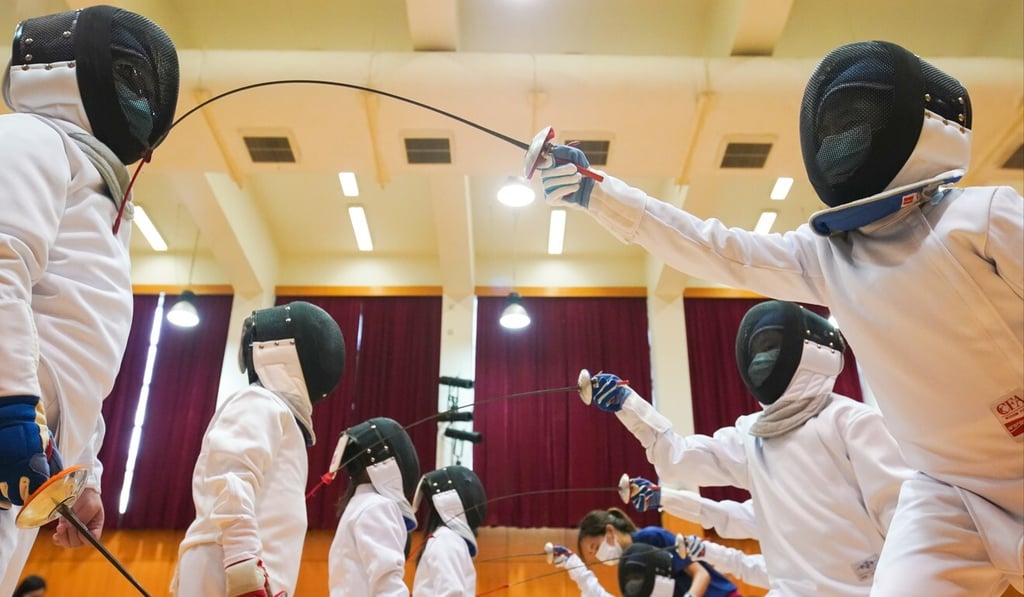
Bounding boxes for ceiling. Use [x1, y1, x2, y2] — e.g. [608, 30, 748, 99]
[2, 0, 1022, 299]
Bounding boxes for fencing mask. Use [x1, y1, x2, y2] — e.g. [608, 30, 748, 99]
[413, 465, 487, 556]
[335, 417, 421, 530]
[239, 301, 346, 405]
[799, 41, 972, 234]
[618, 543, 677, 597]
[5, 5, 179, 164]
[735, 301, 844, 406]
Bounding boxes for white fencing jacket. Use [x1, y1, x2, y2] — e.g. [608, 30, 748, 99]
[413, 525, 476, 596]
[587, 177, 1024, 574]
[176, 386, 309, 596]
[616, 385, 910, 596]
[0, 69, 133, 491]
[329, 484, 410, 596]
[0, 67, 133, 595]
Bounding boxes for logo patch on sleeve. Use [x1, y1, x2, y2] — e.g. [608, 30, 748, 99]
[851, 554, 879, 582]
[991, 389, 1024, 440]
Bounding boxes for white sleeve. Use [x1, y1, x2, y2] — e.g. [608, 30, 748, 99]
[588, 174, 830, 305]
[412, 535, 470, 597]
[203, 392, 286, 567]
[987, 186, 1024, 300]
[840, 405, 913, 536]
[615, 391, 751, 489]
[563, 554, 615, 597]
[354, 500, 411, 596]
[660, 488, 759, 540]
[79, 416, 106, 491]
[0, 116, 68, 399]
[701, 541, 771, 589]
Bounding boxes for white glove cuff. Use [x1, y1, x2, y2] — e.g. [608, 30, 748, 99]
[225, 558, 266, 595]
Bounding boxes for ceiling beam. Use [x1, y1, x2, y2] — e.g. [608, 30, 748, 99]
[406, 0, 459, 51]
[704, 0, 795, 57]
[170, 172, 279, 298]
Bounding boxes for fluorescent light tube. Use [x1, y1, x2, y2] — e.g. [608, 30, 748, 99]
[348, 205, 373, 251]
[770, 177, 793, 200]
[754, 211, 777, 234]
[548, 209, 566, 255]
[339, 172, 359, 197]
[132, 206, 168, 251]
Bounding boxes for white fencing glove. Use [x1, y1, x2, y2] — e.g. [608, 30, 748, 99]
[681, 534, 707, 560]
[225, 557, 276, 597]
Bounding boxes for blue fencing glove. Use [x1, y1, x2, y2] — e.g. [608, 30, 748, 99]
[0, 396, 51, 509]
[539, 145, 594, 209]
[590, 372, 630, 413]
[628, 477, 662, 512]
[545, 542, 574, 568]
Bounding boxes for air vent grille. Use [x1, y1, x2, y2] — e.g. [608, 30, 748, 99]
[566, 140, 610, 166]
[405, 138, 451, 164]
[720, 142, 772, 169]
[243, 136, 296, 163]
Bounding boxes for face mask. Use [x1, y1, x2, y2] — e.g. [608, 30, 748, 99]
[747, 348, 781, 387]
[595, 535, 623, 566]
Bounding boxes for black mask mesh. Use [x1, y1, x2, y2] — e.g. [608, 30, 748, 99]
[9, 7, 178, 164]
[799, 41, 924, 207]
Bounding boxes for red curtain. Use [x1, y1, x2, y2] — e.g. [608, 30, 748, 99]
[473, 297, 660, 529]
[98, 294, 159, 525]
[275, 296, 442, 529]
[114, 294, 235, 529]
[683, 297, 863, 503]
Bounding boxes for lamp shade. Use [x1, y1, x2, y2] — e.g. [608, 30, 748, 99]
[497, 177, 535, 207]
[499, 292, 530, 330]
[166, 290, 200, 328]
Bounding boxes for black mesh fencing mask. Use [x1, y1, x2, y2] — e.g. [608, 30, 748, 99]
[736, 301, 844, 405]
[9, 5, 179, 164]
[342, 417, 421, 504]
[618, 543, 675, 597]
[240, 301, 346, 404]
[799, 40, 971, 208]
[415, 465, 488, 530]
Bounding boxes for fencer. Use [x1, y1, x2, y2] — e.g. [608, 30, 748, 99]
[548, 507, 739, 597]
[585, 301, 913, 596]
[173, 302, 345, 597]
[0, 6, 178, 594]
[540, 39, 1023, 595]
[411, 465, 487, 596]
[329, 416, 420, 596]
[681, 534, 770, 591]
